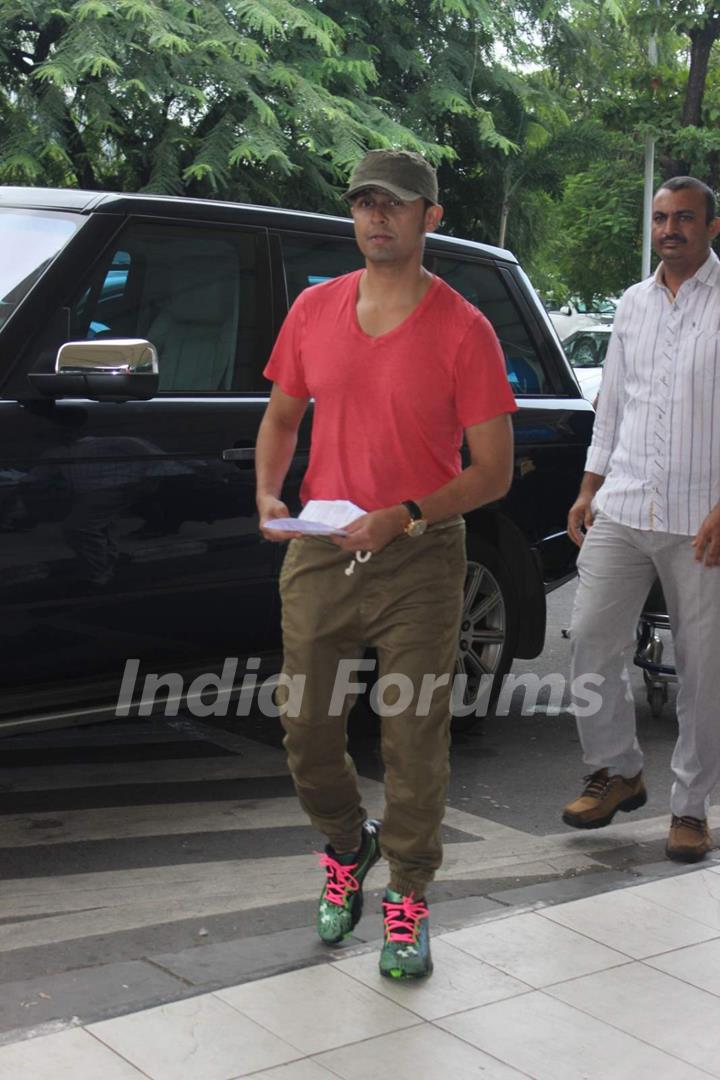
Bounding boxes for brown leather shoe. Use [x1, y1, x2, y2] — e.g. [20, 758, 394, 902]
[562, 768, 647, 829]
[666, 815, 714, 863]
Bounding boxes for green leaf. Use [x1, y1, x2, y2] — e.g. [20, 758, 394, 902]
[0, 151, 43, 180]
[197, 37, 232, 58]
[85, 54, 123, 77]
[429, 85, 474, 115]
[120, 77, 149, 94]
[524, 120, 551, 151]
[183, 161, 214, 181]
[116, 0, 155, 22]
[233, 1, 284, 38]
[230, 37, 267, 64]
[33, 61, 75, 87]
[267, 62, 300, 90]
[246, 89, 278, 126]
[148, 31, 192, 54]
[75, 0, 113, 21]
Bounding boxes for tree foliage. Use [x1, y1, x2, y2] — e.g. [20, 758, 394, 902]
[523, 0, 720, 296]
[2, 0, 720, 298]
[0, 0, 453, 206]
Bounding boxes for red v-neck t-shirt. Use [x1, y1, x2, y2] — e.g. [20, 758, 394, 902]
[264, 269, 517, 512]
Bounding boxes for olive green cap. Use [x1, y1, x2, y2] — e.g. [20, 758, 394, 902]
[344, 150, 439, 205]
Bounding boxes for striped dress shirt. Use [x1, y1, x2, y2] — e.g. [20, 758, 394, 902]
[587, 250, 720, 535]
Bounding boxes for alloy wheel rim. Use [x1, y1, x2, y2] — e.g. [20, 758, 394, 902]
[456, 560, 506, 692]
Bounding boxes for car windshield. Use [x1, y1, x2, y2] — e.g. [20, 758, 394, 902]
[574, 299, 615, 315]
[0, 209, 81, 330]
[565, 331, 611, 368]
[546, 296, 615, 316]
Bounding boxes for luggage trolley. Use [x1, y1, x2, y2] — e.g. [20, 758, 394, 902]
[634, 578, 677, 718]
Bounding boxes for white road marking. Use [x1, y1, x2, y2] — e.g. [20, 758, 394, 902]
[3, 713, 718, 957]
[0, 752, 289, 792]
[0, 798, 335, 847]
[0, 852, 598, 953]
[4, 804, 718, 952]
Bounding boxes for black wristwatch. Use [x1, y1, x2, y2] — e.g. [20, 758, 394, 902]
[401, 499, 428, 537]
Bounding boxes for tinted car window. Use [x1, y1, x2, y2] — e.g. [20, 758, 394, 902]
[68, 223, 262, 392]
[564, 330, 611, 368]
[426, 255, 550, 395]
[0, 209, 80, 331]
[281, 235, 363, 304]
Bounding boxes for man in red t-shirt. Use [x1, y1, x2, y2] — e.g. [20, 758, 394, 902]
[256, 150, 516, 979]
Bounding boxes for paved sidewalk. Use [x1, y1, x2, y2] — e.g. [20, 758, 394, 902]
[2, 857, 720, 1079]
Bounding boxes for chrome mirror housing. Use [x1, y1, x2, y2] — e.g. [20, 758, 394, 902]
[56, 339, 158, 376]
[29, 339, 159, 401]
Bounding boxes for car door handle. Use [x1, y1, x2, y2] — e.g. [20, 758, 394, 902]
[222, 447, 255, 462]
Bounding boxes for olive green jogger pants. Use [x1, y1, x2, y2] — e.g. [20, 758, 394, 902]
[278, 519, 466, 898]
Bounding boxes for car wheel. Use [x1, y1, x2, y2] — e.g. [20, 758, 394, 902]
[452, 536, 518, 734]
[647, 684, 668, 719]
[349, 537, 518, 739]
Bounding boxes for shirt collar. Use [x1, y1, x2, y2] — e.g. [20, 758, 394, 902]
[694, 249, 720, 285]
[652, 249, 720, 292]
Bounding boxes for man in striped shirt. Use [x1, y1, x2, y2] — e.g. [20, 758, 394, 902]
[562, 176, 720, 863]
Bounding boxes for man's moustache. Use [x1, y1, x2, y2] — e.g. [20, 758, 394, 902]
[661, 235, 685, 243]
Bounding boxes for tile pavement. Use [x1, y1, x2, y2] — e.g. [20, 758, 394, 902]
[2, 863, 720, 1079]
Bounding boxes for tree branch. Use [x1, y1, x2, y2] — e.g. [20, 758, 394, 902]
[34, 17, 67, 64]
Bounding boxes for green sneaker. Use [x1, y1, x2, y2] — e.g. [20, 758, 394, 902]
[316, 819, 381, 945]
[379, 888, 432, 979]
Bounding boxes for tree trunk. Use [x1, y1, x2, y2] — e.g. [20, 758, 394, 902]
[665, 6, 720, 177]
[498, 201, 510, 248]
[682, 17, 720, 127]
[707, 149, 720, 192]
[498, 170, 511, 248]
[61, 116, 99, 190]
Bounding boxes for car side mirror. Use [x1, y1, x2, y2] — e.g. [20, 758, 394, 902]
[28, 339, 159, 401]
[559, 304, 571, 316]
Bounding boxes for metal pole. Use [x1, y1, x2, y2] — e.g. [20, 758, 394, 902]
[642, 32, 659, 279]
[642, 135, 655, 279]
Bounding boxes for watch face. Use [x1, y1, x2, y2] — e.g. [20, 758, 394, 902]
[407, 518, 428, 537]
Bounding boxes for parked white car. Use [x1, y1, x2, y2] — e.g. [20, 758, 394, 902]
[562, 324, 612, 402]
[548, 297, 615, 338]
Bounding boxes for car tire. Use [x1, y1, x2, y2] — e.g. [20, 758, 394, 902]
[348, 536, 519, 739]
[451, 535, 518, 734]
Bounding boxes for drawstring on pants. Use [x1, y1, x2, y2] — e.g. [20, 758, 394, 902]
[345, 551, 372, 576]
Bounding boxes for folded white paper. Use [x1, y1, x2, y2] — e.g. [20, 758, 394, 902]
[263, 499, 366, 536]
[264, 517, 348, 536]
[299, 500, 366, 528]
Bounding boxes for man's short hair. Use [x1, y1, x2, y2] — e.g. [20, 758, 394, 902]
[657, 176, 717, 223]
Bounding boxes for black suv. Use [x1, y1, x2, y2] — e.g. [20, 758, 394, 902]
[0, 187, 593, 735]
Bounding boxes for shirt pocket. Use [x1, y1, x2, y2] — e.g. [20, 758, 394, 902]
[682, 318, 720, 378]
[689, 311, 720, 347]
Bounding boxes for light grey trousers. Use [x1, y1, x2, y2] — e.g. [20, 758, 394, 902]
[570, 511, 720, 818]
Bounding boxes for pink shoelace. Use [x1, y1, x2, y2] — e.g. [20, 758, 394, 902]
[382, 895, 429, 943]
[317, 852, 360, 906]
